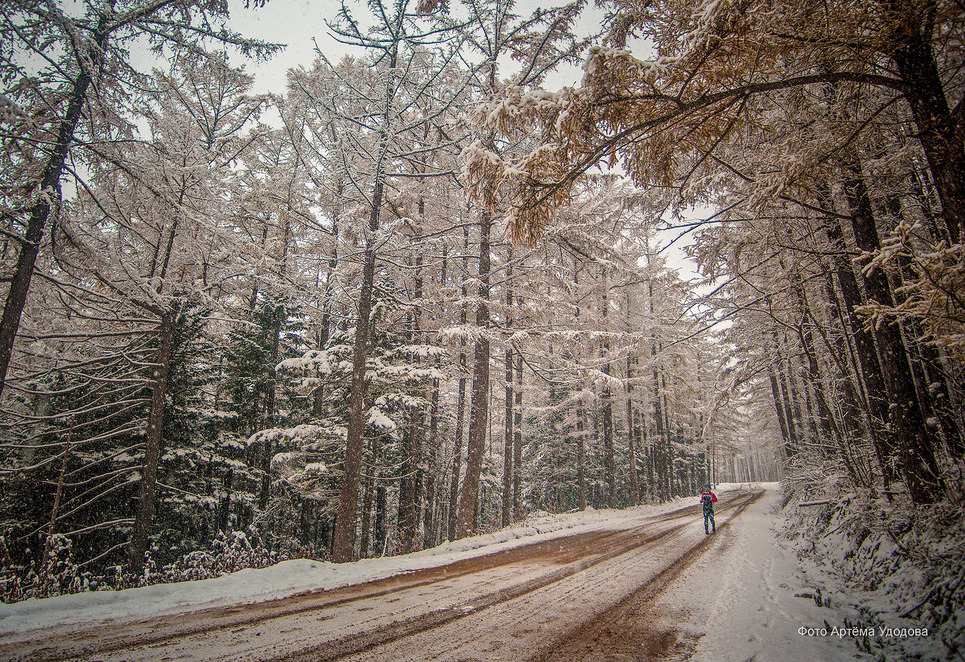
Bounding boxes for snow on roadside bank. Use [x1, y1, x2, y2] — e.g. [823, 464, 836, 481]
[0, 485, 737, 636]
[690, 487, 869, 661]
[785, 488, 965, 661]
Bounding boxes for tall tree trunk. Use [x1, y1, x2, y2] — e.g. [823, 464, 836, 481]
[644, 426, 655, 500]
[359, 448, 375, 559]
[399, 409, 423, 551]
[400, 208, 426, 551]
[821, 271, 875, 464]
[601, 386, 615, 507]
[883, 195, 964, 459]
[0, 13, 112, 400]
[634, 398, 646, 497]
[456, 210, 492, 539]
[128, 312, 174, 574]
[299, 499, 314, 551]
[501, 248, 514, 527]
[332, 175, 384, 562]
[767, 359, 793, 450]
[313, 210, 338, 419]
[259, 303, 283, 511]
[648, 281, 668, 501]
[361, 435, 383, 558]
[448, 225, 470, 541]
[423, 380, 441, 546]
[424, 248, 447, 546]
[513, 350, 523, 518]
[572, 260, 586, 510]
[790, 277, 842, 454]
[374, 472, 387, 557]
[883, 0, 965, 243]
[769, 336, 799, 454]
[662, 377, 674, 498]
[652, 362, 666, 501]
[502, 347, 514, 527]
[576, 402, 587, 510]
[782, 353, 806, 444]
[600, 272, 615, 507]
[625, 355, 640, 506]
[842, 164, 942, 503]
[820, 213, 899, 486]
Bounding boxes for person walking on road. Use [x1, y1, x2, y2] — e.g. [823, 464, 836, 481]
[700, 484, 717, 534]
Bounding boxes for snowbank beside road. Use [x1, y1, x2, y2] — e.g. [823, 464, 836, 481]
[786, 488, 965, 661]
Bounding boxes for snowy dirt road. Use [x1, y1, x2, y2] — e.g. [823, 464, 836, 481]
[3, 488, 770, 662]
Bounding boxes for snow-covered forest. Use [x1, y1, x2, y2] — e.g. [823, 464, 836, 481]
[0, 0, 962, 654]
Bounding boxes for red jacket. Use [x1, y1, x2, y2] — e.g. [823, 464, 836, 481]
[700, 491, 717, 507]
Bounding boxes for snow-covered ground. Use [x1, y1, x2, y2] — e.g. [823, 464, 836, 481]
[0, 482, 908, 661]
[690, 487, 868, 661]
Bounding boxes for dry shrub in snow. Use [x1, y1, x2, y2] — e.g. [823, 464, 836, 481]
[155, 528, 284, 585]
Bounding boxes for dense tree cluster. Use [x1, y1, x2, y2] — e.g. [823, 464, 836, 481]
[466, 0, 964, 506]
[0, 0, 774, 598]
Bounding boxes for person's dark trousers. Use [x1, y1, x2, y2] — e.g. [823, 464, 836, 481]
[703, 508, 715, 534]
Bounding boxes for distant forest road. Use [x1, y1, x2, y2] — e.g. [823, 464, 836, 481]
[4, 488, 763, 662]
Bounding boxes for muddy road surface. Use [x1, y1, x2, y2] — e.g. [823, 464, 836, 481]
[1, 488, 762, 662]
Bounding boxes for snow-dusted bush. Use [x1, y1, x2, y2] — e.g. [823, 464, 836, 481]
[161, 528, 284, 583]
[0, 528, 292, 603]
[0, 535, 90, 603]
[785, 487, 965, 661]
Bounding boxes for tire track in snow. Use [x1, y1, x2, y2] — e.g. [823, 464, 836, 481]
[321, 489, 763, 662]
[530, 488, 763, 662]
[1, 527, 665, 662]
[270, 522, 691, 662]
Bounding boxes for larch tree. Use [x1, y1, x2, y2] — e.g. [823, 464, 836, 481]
[310, 0, 470, 562]
[51, 55, 267, 573]
[454, 0, 587, 539]
[0, 0, 280, 402]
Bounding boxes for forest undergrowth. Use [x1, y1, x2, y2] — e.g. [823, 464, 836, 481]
[0, 527, 286, 604]
[784, 477, 965, 661]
